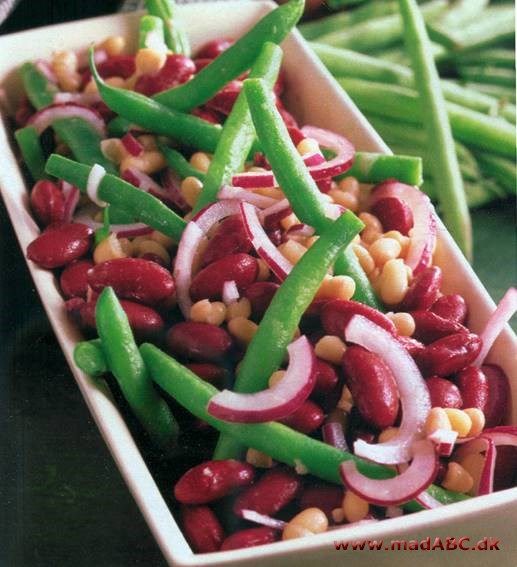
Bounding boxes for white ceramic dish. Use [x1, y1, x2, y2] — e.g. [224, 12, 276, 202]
[0, 3, 515, 566]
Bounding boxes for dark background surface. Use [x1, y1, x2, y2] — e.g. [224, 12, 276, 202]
[0, 2, 516, 566]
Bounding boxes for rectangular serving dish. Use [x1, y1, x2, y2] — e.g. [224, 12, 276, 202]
[0, 2, 515, 566]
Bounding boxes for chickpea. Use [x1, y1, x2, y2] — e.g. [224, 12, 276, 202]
[282, 508, 328, 541]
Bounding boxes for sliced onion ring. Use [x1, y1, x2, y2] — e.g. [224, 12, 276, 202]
[340, 440, 438, 506]
[61, 182, 80, 223]
[86, 164, 107, 207]
[240, 201, 293, 281]
[28, 102, 106, 138]
[370, 180, 437, 276]
[222, 280, 239, 305]
[74, 207, 151, 238]
[415, 490, 443, 509]
[207, 335, 316, 423]
[240, 509, 287, 530]
[346, 315, 431, 465]
[474, 288, 517, 367]
[218, 185, 278, 208]
[427, 428, 458, 457]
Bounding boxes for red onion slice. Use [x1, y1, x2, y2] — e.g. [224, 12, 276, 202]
[322, 422, 348, 452]
[121, 132, 144, 156]
[474, 288, 517, 367]
[415, 490, 443, 509]
[207, 335, 316, 423]
[427, 428, 458, 457]
[53, 91, 101, 105]
[222, 280, 239, 305]
[28, 102, 107, 138]
[340, 439, 438, 506]
[232, 171, 276, 188]
[477, 437, 496, 496]
[74, 207, 151, 238]
[161, 168, 190, 213]
[300, 125, 355, 180]
[346, 315, 431, 465]
[370, 181, 437, 276]
[175, 200, 241, 317]
[285, 223, 315, 243]
[258, 198, 291, 225]
[240, 202, 293, 281]
[218, 185, 278, 209]
[86, 164, 107, 207]
[35, 59, 57, 83]
[62, 182, 80, 223]
[240, 509, 287, 530]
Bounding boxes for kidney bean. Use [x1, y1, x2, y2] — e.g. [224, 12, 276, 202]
[371, 196, 414, 235]
[426, 376, 462, 408]
[202, 214, 252, 267]
[139, 252, 168, 268]
[482, 364, 511, 427]
[190, 253, 258, 301]
[30, 180, 65, 227]
[220, 527, 279, 551]
[416, 333, 482, 377]
[411, 310, 467, 344]
[455, 366, 489, 413]
[279, 400, 324, 434]
[27, 222, 93, 269]
[298, 484, 343, 521]
[264, 206, 292, 231]
[181, 505, 225, 553]
[313, 359, 340, 396]
[79, 299, 164, 338]
[321, 299, 397, 338]
[401, 266, 442, 311]
[174, 460, 255, 504]
[397, 335, 426, 358]
[88, 257, 175, 305]
[430, 294, 468, 324]
[342, 345, 399, 429]
[185, 362, 228, 387]
[167, 321, 233, 361]
[267, 227, 283, 246]
[135, 54, 196, 96]
[197, 38, 234, 59]
[244, 282, 279, 319]
[193, 58, 212, 72]
[206, 80, 242, 115]
[60, 259, 94, 298]
[233, 467, 302, 517]
[493, 446, 517, 491]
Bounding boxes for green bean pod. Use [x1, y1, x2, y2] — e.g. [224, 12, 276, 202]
[45, 154, 187, 241]
[158, 143, 206, 181]
[347, 152, 423, 186]
[193, 41, 282, 213]
[15, 126, 48, 181]
[138, 15, 167, 51]
[214, 209, 363, 460]
[243, 77, 382, 309]
[145, 0, 190, 56]
[95, 288, 179, 450]
[74, 339, 108, 377]
[140, 342, 469, 510]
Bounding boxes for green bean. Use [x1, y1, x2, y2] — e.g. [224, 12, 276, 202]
[463, 82, 516, 104]
[15, 126, 48, 181]
[138, 15, 167, 51]
[500, 103, 516, 124]
[193, 42, 282, 213]
[456, 47, 515, 69]
[338, 78, 516, 159]
[145, 0, 190, 56]
[213, 209, 363, 460]
[346, 152, 423, 186]
[157, 143, 205, 181]
[326, 0, 369, 10]
[398, 0, 471, 259]
[74, 339, 108, 377]
[140, 342, 469, 509]
[423, 178, 504, 209]
[311, 43, 499, 116]
[458, 65, 516, 89]
[45, 154, 187, 241]
[94, 206, 111, 246]
[90, 50, 224, 153]
[434, 5, 515, 51]
[154, 0, 304, 112]
[20, 62, 117, 173]
[475, 153, 517, 197]
[299, 1, 398, 40]
[427, 0, 489, 47]
[243, 77, 382, 309]
[315, 0, 447, 51]
[95, 288, 179, 450]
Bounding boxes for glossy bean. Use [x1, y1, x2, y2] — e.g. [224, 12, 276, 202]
[135, 54, 196, 97]
[190, 253, 258, 301]
[370, 196, 414, 235]
[417, 333, 482, 376]
[430, 293, 468, 324]
[313, 359, 340, 396]
[88, 257, 175, 305]
[482, 364, 511, 427]
[196, 38, 234, 59]
[243, 281, 280, 320]
[30, 179, 65, 226]
[401, 266, 442, 311]
[27, 222, 93, 269]
[166, 321, 233, 361]
[279, 400, 325, 434]
[298, 484, 343, 521]
[411, 310, 467, 344]
[426, 376, 463, 408]
[174, 460, 255, 504]
[201, 214, 252, 267]
[60, 259, 94, 298]
[233, 467, 302, 517]
[342, 345, 399, 429]
[220, 527, 278, 551]
[185, 362, 228, 387]
[181, 505, 225, 553]
[455, 366, 489, 413]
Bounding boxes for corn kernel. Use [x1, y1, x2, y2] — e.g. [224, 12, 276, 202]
[463, 408, 486, 438]
[458, 452, 485, 496]
[180, 176, 203, 208]
[190, 151, 212, 173]
[277, 240, 307, 264]
[442, 462, 474, 493]
[297, 138, 320, 156]
[444, 408, 473, 438]
[246, 448, 273, 468]
[424, 407, 452, 435]
[228, 317, 258, 345]
[226, 298, 252, 321]
[282, 508, 328, 540]
[93, 233, 128, 264]
[388, 312, 415, 337]
[314, 335, 346, 365]
[342, 491, 369, 523]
